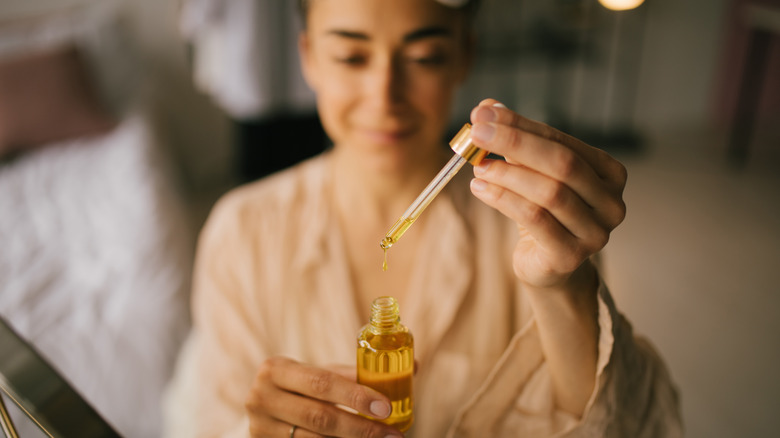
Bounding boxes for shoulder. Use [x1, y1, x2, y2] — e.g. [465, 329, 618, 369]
[210, 155, 328, 224]
[199, 154, 330, 247]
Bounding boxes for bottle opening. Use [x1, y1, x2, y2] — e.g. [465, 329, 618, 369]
[370, 296, 400, 328]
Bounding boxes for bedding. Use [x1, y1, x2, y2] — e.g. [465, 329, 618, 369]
[0, 111, 193, 438]
[0, 3, 196, 434]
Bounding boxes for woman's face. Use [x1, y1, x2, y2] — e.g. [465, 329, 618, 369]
[300, 0, 472, 172]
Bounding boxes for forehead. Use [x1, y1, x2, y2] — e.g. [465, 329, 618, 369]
[306, 0, 463, 40]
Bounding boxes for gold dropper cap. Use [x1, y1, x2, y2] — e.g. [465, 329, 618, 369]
[449, 123, 488, 165]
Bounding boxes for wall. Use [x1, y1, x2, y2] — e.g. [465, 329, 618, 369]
[635, 0, 730, 132]
[458, 0, 734, 139]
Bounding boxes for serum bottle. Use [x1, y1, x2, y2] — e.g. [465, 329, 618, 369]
[357, 296, 414, 432]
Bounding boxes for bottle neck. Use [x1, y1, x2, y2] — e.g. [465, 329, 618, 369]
[369, 296, 402, 331]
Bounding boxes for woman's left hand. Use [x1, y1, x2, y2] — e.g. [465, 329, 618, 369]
[468, 99, 627, 290]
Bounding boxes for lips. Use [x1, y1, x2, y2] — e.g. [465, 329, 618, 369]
[360, 126, 416, 144]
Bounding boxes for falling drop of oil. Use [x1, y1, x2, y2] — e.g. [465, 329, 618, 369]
[380, 237, 394, 272]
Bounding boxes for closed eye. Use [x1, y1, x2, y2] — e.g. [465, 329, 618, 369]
[409, 55, 447, 66]
[334, 55, 367, 66]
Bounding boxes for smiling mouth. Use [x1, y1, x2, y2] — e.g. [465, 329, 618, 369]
[362, 128, 415, 144]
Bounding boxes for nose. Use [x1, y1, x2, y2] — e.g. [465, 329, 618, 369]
[365, 54, 406, 112]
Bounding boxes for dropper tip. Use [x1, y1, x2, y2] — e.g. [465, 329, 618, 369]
[380, 237, 394, 250]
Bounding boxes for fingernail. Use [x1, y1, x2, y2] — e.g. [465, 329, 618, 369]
[492, 102, 507, 108]
[385, 434, 403, 438]
[470, 178, 487, 192]
[474, 106, 496, 122]
[471, 123, 495, 143]
[473, 161, 489, 176]
[370, 400, 391, 418]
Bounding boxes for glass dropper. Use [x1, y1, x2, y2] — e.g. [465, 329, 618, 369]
[380, 123, 487, 252]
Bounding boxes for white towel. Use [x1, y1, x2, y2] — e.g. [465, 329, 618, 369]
[179, 0, 314, 119]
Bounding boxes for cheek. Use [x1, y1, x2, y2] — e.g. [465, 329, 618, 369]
[313, 70, 359, 142]
[314, 62, 355, 100]
[406, 73, 459, 125]
[326, 67, 359, 95]
[407, 69, 459, 107]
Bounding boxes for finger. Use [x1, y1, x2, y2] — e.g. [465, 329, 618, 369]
[469, 117, 626, 228]
[275, 389, 394, 438]
[470, 177, 594, 277]
[325, 364, 356, 381]
[475, 97, 502, 108]
[325, 360, 418, 382]
[469, 177, 583, 267]
[474, 159, 610, 250]
[287, 425, 323, 438]
[289, 426, 331, 438]
[266, 357, 392, 420]
[248, 416, 322, 438]
[248, 375, 400, 438]
[470, 100, 628, 190]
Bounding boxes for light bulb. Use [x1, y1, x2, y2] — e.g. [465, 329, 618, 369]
[598, 0, 645, 11]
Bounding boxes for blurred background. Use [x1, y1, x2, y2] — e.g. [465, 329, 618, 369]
[0, 0, 778, 437]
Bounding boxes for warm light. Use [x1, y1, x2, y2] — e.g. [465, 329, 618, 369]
[598, 0, 645, 11]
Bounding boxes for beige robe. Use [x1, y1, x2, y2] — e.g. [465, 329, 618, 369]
[164, 152, 682, 437]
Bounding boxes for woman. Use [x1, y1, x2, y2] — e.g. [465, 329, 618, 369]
[165, 0, 681, 437]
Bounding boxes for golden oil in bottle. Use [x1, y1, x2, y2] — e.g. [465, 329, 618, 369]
[357, 296, 414, 432]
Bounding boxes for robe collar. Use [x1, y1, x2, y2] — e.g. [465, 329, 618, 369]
[292, 153, 477, 364]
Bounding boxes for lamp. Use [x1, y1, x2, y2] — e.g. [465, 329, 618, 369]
[598, 0, 645, 11]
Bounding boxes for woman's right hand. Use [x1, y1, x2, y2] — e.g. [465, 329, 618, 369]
[245, 357, 403, 438]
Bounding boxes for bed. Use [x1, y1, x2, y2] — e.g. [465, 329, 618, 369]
[0, 1, 194, 436]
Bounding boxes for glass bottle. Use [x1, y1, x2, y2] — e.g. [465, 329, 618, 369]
[357, 296, 414, 432]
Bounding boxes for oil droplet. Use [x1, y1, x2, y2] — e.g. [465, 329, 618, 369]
[380, 237, 394, 271]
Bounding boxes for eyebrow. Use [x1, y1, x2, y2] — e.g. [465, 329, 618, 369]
[325, 26, 453, 42]
[404, 26, 452, 42]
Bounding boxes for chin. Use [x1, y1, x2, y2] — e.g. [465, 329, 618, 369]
[334, 141, 408, 176]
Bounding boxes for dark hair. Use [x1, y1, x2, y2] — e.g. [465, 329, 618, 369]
[296, 0, 481, 28]
[296, 0, 310, 21]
